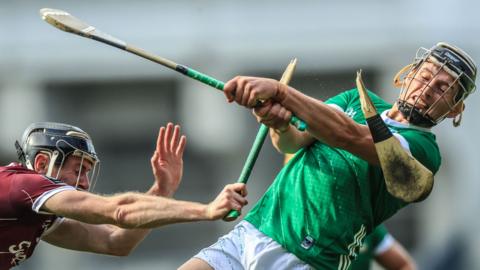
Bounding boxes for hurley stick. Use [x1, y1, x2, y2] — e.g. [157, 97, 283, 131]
[39, 8, 306, 131]
[223, 58, 297, 221]
[356, 70, 434, 202]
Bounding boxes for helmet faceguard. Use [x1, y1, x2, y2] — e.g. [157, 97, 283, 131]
[393, 42, 477, 127]
[15, 122, 101, 191]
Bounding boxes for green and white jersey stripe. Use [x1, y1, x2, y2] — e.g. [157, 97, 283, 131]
[339, 225, 367, 270]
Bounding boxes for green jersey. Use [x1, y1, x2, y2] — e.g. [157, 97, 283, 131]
[245, 89, 441, 270]
[351, 224, 390, 270]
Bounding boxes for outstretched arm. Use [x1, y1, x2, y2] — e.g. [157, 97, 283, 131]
[42, 183, 247, 255]
[42, 123, 245, 256]
[46, 122, 188, 255]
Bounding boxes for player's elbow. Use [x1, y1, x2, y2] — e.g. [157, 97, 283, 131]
[113, 207, 133, 229]
[111, 193, 141, 229]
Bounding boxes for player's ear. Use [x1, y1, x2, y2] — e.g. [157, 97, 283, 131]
[34, 153, 50, 174]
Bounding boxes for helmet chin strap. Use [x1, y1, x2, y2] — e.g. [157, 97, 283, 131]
[397, 100, 436, 128]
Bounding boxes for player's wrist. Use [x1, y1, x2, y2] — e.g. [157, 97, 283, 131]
[275, 82, 289, 103]
[148, 184, 174, 198]
[202, 204, 215, 220]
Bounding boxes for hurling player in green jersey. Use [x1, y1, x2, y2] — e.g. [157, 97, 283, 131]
[180, 42, 476, 270]
[284, 155, 416, 270]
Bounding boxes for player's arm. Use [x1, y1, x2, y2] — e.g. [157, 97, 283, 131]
[42, 219, 148, 256]
[43, 185, 247, 228]
[279, 86, 379, 164]
[251, 100, 315, 154]
[41, 184, 247, 255]
[223, 77, 378, 164]
[375, 241, 417, 270]
[268, 118, 315, 154]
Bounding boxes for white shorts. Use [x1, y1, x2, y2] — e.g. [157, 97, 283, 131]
[194, 221, 312, 270]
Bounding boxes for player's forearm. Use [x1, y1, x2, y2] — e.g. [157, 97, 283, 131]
[42, 219, 151, 257]
[46, 191, 209, 229]
[279, 85, 356, 144]
[103, 180, 176, 252]
[278, 85, 378, 163]
[111, 193, 209, 229]
[376, 243, 417, 270]
[269, 125, 314, 153]
[104, 226, 151, 256]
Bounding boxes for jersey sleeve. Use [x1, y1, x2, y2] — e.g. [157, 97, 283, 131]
[324, 88, 357, 111]
[366, 224, 389, 248]
[373, 234, 394, 255]
[9, 173, 75, 214]
[395, 130, 442, 174]
[41, 217, 66, 237]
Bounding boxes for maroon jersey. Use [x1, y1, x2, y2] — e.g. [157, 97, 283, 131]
[0, 163, 75, 269]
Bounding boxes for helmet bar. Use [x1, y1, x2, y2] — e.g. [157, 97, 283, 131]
[46, 150, 60, 178]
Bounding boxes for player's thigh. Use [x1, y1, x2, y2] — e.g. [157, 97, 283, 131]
[178, 258, 214, 270]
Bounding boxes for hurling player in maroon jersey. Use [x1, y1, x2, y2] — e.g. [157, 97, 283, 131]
[0, 122, 247, 269]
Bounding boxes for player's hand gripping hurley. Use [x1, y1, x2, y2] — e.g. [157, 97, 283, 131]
[356, 70, 434, 202]
[223, 59, 297, 221]
[40, 8, 307, 131]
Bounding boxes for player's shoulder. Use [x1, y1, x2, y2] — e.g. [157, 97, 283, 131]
[0, 162, 28, 172]
[326, 88, 390, 106]
[395, 127, 438, 146]
[394, 128, 441, 173]
[3, 163, 66, 187]
[20, 174, 66, 187]
[0, 163, 37, 181]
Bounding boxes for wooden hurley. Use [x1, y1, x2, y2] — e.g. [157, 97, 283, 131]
[356, 70, 434, 202]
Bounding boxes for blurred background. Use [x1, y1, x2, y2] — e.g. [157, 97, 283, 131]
[1, 0, 479, 269]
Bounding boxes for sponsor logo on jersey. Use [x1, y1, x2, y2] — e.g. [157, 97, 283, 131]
[345, 107, 357, 119]
[8, 241, 31, 266]
[301, 235, 315, 250]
